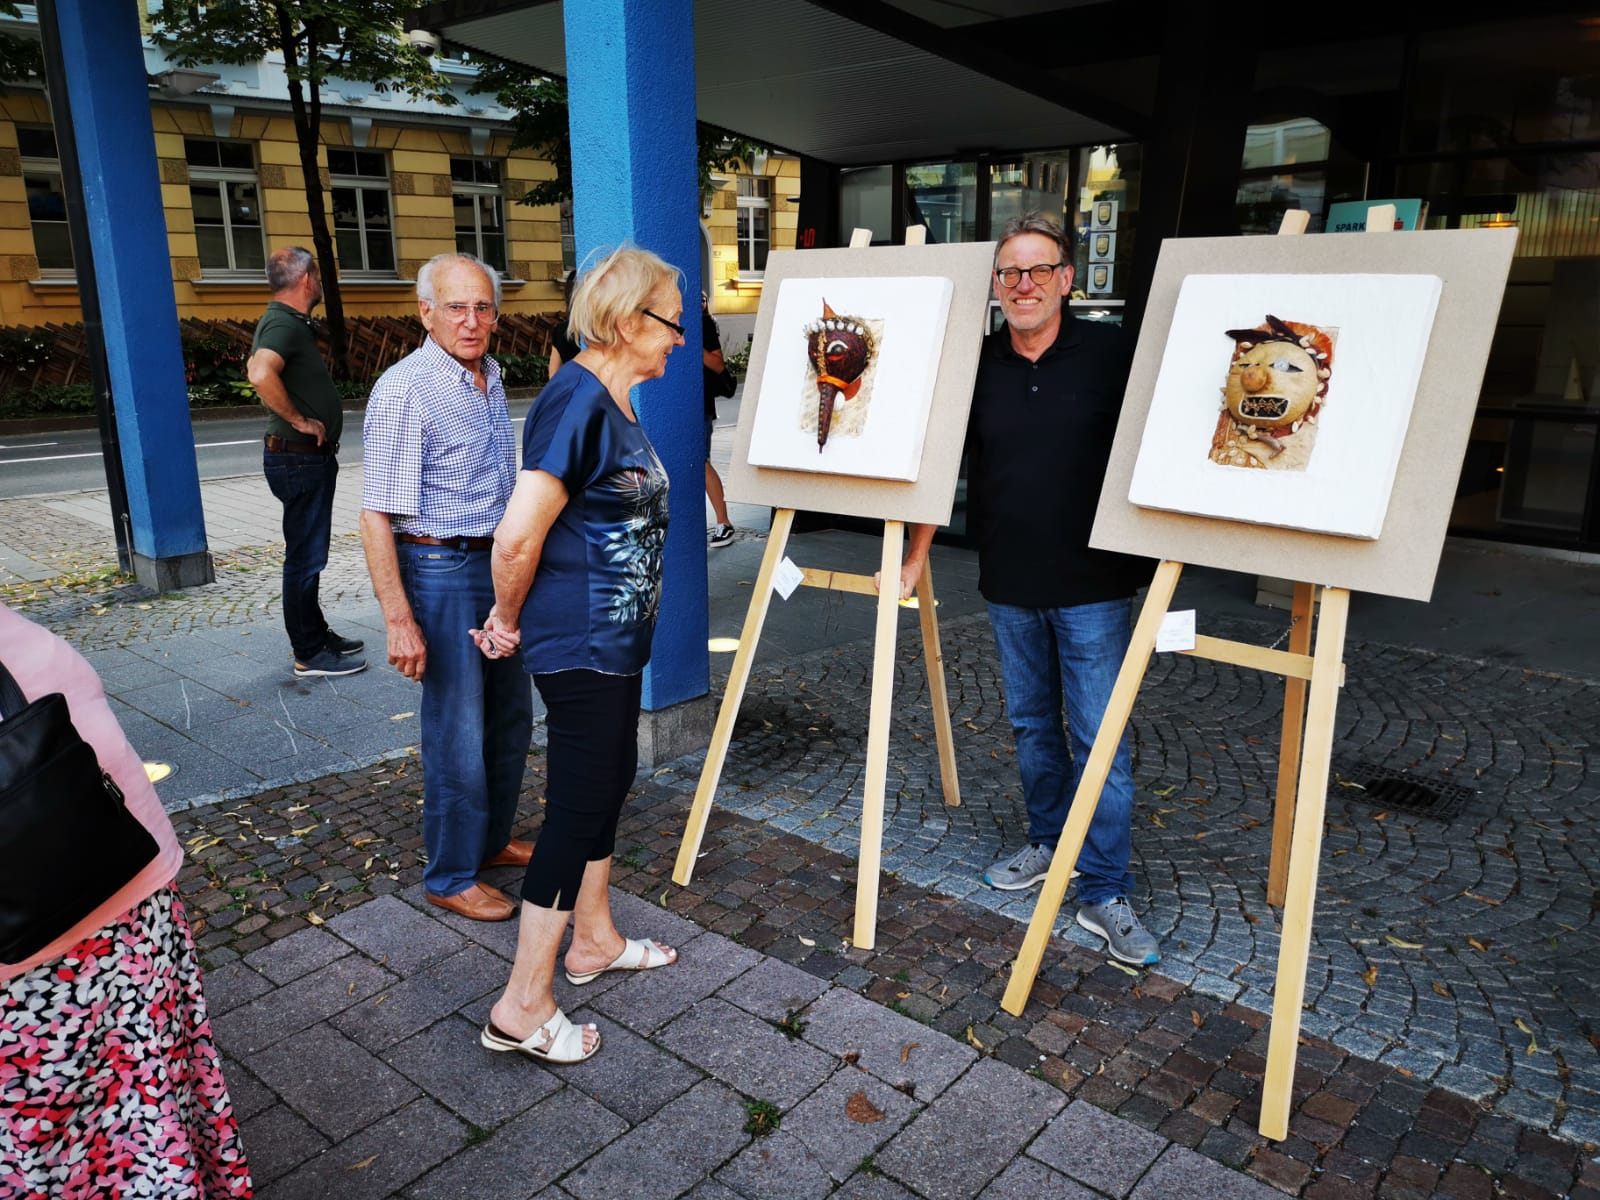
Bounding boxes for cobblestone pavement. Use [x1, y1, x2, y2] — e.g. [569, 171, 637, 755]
[6, 474, 1600, 1196]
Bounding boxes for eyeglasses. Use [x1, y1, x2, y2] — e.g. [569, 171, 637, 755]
[439, 302, 497, 322]
[994, 262, 1063, 288]
[641, 308, 685, 338]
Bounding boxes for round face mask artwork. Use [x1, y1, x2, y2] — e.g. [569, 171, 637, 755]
[1209, 314, 1335, 472]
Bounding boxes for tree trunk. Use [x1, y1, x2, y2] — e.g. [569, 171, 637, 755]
[276, 7, 351, 379]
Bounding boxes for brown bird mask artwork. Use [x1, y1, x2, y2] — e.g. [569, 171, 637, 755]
[803, 301, 875, 451]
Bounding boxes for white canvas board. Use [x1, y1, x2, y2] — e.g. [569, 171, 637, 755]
[745, 275, 954, 481]
[1127, 272, 1442, 539]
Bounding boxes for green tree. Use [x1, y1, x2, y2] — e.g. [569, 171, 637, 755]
[0, 2, 42, 84]
[152, 1, 454, 377]
[468, 64, 769, 209]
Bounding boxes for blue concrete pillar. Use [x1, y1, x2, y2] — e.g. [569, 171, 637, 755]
[565, 0, 708, 718]
[48, 0, 212, 590]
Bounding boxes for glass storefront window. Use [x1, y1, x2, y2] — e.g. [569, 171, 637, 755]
[989, 151, 1073, 233]
[839, 165, 892, 244]
[904, 161, 977, 243]
[1071, 145, 1135, 303]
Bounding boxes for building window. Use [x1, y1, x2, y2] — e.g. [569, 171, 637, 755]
[19, 127, 72, 274]
[328, 148, 395, 274]
[450, 156, 506, 273]
[736, 175, 771, 277]
[185, 137, 266, 274]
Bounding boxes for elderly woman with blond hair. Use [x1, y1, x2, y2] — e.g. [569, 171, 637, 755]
[472, 245, 685, 1063]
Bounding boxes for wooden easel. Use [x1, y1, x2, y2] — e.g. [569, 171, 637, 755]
[1001, 207, 1397, 1141]
[673, 226, 963, 952]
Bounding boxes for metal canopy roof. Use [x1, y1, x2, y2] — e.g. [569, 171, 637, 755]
[415, 0, 1140, 165]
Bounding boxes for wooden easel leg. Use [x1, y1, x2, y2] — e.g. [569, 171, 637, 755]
[853, 520, 904, 951]
[672, 508, 797, 886]
[1259, 586, 1350, 1140]
[1002, 560, 1184, 1016]
[915, 563, 961, 808]
[1268, 581, 1316, 906]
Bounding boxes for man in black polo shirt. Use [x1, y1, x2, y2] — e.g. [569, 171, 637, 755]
[248, 246, 366, 678]
[892, 212, 1157, 965]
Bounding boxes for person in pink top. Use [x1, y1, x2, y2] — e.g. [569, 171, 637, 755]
[0, 603, 252, 1198]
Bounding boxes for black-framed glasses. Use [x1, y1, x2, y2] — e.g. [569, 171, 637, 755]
[641, 308, 686, 337]
[994, 262, 1063, 288]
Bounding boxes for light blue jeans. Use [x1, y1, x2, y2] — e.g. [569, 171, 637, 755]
[986, 598, 1135, 904]
[398, 542, 534, 898]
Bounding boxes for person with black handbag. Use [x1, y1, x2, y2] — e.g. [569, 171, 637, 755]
[0, 602, 253, 1197]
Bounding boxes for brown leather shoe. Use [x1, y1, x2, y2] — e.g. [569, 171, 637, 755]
[481, 838, 535, 869]
[426, 883, 515, 922]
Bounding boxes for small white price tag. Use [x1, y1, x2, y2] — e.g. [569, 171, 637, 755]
[772, 556, 805, 600]
[1156, 609, 1196, 652]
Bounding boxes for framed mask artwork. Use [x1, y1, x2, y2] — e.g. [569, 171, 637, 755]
[1086, 263, 1115, 293]
[1126, 272, 1442, 539]
[1089, 231, 1116, 262]
[745, 274, 954, 481]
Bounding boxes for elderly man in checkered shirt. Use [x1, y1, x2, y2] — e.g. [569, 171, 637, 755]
[359, 253, 536, 923]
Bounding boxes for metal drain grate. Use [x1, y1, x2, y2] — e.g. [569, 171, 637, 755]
[1330, 759, 1476, 821]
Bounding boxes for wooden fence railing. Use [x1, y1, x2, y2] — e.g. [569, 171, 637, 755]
[0, 311, 565, 394]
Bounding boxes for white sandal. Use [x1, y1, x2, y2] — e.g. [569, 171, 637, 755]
[480, 1008, 599, 1063]
[564, 937, 676, 985]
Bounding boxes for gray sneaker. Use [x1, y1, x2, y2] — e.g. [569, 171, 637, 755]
[1076, 896, 1160, 965]
[984, 843, 1054, 891]
[294, 648, 368, 678]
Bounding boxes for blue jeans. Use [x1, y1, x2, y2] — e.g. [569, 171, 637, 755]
[398, 542, 535, 898]
[987, 598, 1135, 904]
[263, 451, 337, 661]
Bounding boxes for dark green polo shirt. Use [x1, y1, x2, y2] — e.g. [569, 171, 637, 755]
[252, 300, 342, 444]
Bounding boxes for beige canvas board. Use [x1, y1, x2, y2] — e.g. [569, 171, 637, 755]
[727, 241, 997, 525]
[1092, 228, 1518, 601]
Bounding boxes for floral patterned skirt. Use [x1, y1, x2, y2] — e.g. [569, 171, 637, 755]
[0, 885, 253, 1199]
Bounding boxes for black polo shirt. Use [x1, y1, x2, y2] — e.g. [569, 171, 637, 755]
[966, 314, 1150, 608]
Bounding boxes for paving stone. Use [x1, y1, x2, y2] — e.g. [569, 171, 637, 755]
[658, 996, 839, 1109]
[239, 1102, 331, 1187]
[609, 886, 712, 949]
[220, 1058, 275, 1121]
[590, 932, 761, 1036]
[874, 1057, 1065, 1200]
[779, 1066, 922, 1183]
[1130, 1144, 1288, 1199]
[977, 1156, 1102, 1200]
[249, 1021, 420, 1141]
[561, 1013, 703, 1125]
[799, 987, 977, 1100]
[714, 1128, 836, 1200]
[832, 1177, 922, 1200]
[384, 1013, 562, 1129]
[563, 1080, 750, 1200]
[213, 953, 396, 1055]
[716, 954, 832, 1022]
[328, 893, 469, 974]
[332, 944, 508, 1051]
[406, 1086, 628, 1200]
[202, 959, 274, 1016]
[1029, 1099, 1168, 1197]
[258, 1097, 466, 1200]
[244, 925, 353, 984]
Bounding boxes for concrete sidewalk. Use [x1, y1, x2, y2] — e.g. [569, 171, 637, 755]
[3, 408, 1600, 1196]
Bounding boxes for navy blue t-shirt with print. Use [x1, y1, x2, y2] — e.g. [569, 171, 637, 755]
[517, 363, 670, 677]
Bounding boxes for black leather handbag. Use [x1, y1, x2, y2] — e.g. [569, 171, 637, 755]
[0, 656, 160, 965]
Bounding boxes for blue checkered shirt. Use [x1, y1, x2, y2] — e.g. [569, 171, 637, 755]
[361, 337, 518, 537]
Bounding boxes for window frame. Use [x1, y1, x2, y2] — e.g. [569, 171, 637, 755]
[735, 174, 772, 279]
[19, 126, 73, 277]
[449, 156, 508, 273]
[185, 136, 267, 277]
[328, 148, 397, 278]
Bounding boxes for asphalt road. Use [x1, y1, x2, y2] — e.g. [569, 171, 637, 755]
[0, 401, 535, 500]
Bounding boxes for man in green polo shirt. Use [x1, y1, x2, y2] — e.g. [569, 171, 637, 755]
[247, 246, 366, 678]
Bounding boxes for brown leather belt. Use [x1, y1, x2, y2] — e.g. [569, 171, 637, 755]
[264, 433, 337, 455]
[396, 533, 495, 551]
